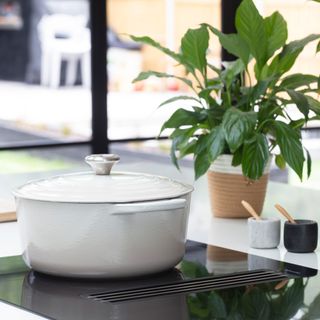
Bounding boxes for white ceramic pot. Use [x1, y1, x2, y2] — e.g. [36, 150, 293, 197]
[13, 154, 193, 278]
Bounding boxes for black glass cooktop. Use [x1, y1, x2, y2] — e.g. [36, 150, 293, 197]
[0, 241, 319, 320]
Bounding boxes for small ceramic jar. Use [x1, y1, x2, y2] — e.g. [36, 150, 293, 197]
[284, 220, 318, 253]
[248, 217, 280, 249]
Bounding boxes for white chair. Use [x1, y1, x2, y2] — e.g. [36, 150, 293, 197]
[38, 14, 91, 88]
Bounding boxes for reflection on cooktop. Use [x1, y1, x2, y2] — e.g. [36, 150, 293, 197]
[0, 241, 319, 320]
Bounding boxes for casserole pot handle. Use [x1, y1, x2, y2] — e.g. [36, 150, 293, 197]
[110, 198, 187, 215]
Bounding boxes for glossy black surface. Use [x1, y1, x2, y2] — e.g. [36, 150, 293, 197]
[0, 241, 319, 320]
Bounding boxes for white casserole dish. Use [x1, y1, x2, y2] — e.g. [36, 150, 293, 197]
[13, 154, 193, 278]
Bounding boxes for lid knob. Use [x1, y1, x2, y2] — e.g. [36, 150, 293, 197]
[85, 154, 120, 175]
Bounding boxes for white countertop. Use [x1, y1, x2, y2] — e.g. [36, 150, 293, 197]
[0, 161, 319, 318]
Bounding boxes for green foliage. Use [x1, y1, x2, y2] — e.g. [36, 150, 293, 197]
[222, 108, 257, 153]
[181, 25, 209, 75]
[183, 260, 308, 320]
[131, 0, 320, 180]
[263, 12, 288, 59]
[235, 0, 268, 69]
[273, 121, 305, 179]
[242, 134, 269, 180]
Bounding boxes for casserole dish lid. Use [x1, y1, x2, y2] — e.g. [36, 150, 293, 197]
[13, 154, 193, 203]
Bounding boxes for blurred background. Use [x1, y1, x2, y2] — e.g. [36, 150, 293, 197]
[0, 0, 319, 187]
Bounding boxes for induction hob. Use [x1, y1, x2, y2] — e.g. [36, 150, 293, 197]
[0, 241, 318, 320]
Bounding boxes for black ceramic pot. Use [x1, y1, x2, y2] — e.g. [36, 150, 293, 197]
[284, 220, 318, 253]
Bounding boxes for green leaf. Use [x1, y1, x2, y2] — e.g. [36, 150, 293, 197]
[258, 101, 283, 124]
[205, 24, 250, 65]
[275, 154, 286, 170]
[158, 95, 201, 108]
[290, 119, 305, 130]
[198, 89, 217, 107]
[222, 107, 257, 153]
[274, 279, 304, 319]
[194, 133, 212, 154]
[194, 149, 211, 180]
[180, 260, 210, 279]
[270, 34, 320, 76]
[187, 295, 210, 318]
[160, 109, 202, 133]
[179, 139, 197, 158]
[207, 106, 226, 126]
[208, 292, 227, 318]
[281, 34, 320, 57]
[242, 134, 270, 180]
[181, 25, 209, 74]
[222, 59, 246, 89]
[170, 137, 180, 169]
[207, 63, 221, 75]
[286, 89, 310, 119]
[232, 147, 243, 167]
[132, 71, 193, 89]
[129, 35, 182, 64]
[263, 11, 288, 59]
[280, 74, 318, 90]
[306, 148, 312, 178]
[273, 121, 305, 180]
[207, 126, 226, 162]
[306, 96, 320, 115]
[317, 41, 320, 53]
[206, 78, 223, 90]
[241, 288, 271, 320]
[251, 78, 273, 102]
[170, 127, 196, 140]
[235, 0, 267, 68]
[169, 127, 197, 169]
[309, 115, 320, 121]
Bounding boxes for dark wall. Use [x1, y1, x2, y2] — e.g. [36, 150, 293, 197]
[0, 0, 31, 81]
[0, 0, 89, 83]
[221, 0, 242, 62]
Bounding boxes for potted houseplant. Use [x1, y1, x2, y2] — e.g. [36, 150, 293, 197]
[130, 0, 320, 218]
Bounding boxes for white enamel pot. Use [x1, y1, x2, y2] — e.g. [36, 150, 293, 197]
[13, 154, 193, 278]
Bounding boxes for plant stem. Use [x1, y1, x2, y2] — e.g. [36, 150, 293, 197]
[227, 89, 232, 108]
[240, 71, 245, 87]
[246, 69, 252, 110]
[246, 68, 252, 88]
[192, 71, 204, 91]
[257, 118, 274, 132]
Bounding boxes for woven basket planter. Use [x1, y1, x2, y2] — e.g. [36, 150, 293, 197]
[206, 245, 248, 274]
[207, 154, 271, 218]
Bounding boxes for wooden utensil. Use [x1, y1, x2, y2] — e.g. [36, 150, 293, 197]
[241, 200, 261, 220]
[0, 212, 16, 223]
[274, 204, 297, 224]
[0, 198, 17, 223]
[274, 279, 289, 290]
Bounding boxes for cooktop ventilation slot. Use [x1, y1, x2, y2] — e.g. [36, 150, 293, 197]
[86, 270, 288, 303]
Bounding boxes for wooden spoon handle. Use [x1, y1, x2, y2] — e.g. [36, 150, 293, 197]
[241, 200, 261, 220]
[274, 279, 289, 290]
[274, 204, 297, 224]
